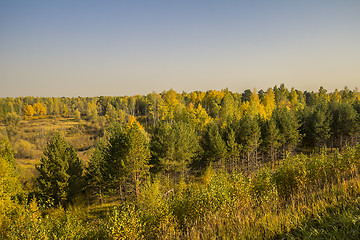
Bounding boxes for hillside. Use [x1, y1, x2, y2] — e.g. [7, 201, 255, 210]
[1, 86, 360, 239]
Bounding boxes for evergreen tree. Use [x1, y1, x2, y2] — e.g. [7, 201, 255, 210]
[201, 123, 227, 164]
[260, 117, 281, 164]
[224, 127, 241, 169]
[274, 107, 301, 156]
[100, 124, 128, 197]
[36, 132, 83, 206]
[236, 114, 261, 169]
[330, 102, 358, 148]
[151, 121, 200, 178]
[303, 104, 332, 149]
[97, 119, 150, 200]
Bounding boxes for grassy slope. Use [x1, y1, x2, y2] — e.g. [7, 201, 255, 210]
[2, 118, 360, 239]
[0, 118, 99, 183]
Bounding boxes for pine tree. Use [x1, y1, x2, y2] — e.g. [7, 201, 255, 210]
[260, 117, 281, 164]
[151, 121, 200, 179]
[201, 123, 227, 164]
[97, 119, 150, 200]
[330, 102, 358, 148]
[274, 107, 301, 156]
[303, 103, 332, 149]
[224, 127, 241, 170]
[36, 132, 83, 206]
[237, 114, 261, 169]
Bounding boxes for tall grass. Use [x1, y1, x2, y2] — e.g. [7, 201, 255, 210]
[1, 145, 360, 239]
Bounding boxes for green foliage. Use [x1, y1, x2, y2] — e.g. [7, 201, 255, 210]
[150, 121, 200, 178]
[331, 102, 359, 147]
[274, 107, 301, 154]
[201, 122, 227, 164]
[3, 87, 360, 239]
[273, 155, 307, 199]
[250, 167, 275, 201]
[4, 112, 21, 139]
[106, 204, 145, 240]
[260, 117, 281, 162]
[303, 103, 332, 148]
[36, 132, 84, 206]
[89, 120, 150, 200]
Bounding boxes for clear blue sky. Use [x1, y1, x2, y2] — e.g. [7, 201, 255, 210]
[1, 0, 359, 97]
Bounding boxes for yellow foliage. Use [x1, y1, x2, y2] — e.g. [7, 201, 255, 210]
[127, 115, 144, 131]
[24, 105, 35, 117]
[240, 101, 250, 118]
[261, 88, 276, 120]
[331, 89, 342, 103]
[248, 89, 265, 118]
[185, 104, 211, 131]
[207, 90, 225, 103]
[160, 89, 180, 122]
[289, 88, 299, 109]
[33, 102, 47, 116]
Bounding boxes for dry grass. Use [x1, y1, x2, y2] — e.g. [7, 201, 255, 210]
[8, 117, 101, 181]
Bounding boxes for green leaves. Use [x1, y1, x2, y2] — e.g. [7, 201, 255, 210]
[36, 132, 83, 206]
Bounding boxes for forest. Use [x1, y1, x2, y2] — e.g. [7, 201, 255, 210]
[1, 84, 360, 239]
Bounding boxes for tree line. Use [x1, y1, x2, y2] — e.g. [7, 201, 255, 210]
[2, 85, 360, 159]
[2, 85, 352, 206]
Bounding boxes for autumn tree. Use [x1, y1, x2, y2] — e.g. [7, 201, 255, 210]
[160, 89, 180, 124]
[261, 88, 276, 120]
[124, 118, 151, 198]
[33, 102, 47, 116]
[147, 91, 163, 127]
[24, 105, 35, 118]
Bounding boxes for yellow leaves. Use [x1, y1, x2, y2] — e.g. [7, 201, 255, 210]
[241, 89, 268, 119]
[240, 101, 250, 118]
[160, 89, 180, 122]
[24, 105, 35, 117]
[185, 104, 211, 132]
[331, 89, 342, 103]
[127, 115, 144, 131]
[33, 103, 47, 116]
[24, 103, 47, 119]
[207, 90, 225, 103]
[262, 88, 276, 120]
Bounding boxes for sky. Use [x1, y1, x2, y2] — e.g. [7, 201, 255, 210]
[1, 0, 359, 97]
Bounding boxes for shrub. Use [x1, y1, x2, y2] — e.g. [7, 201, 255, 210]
[273, 155, 307, 199]
[250, 166, 276, 202]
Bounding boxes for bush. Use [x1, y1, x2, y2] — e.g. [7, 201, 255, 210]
[250, 167, 276, 202]
[13, 140, 39, 159]
[273, 155, 307, 200]
[105, 204, 145, 240]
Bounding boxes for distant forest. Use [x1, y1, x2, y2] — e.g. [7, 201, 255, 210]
[2, 84, 360, 157]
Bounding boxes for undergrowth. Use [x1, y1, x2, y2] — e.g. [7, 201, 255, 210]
[1, 145, 360, 239]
